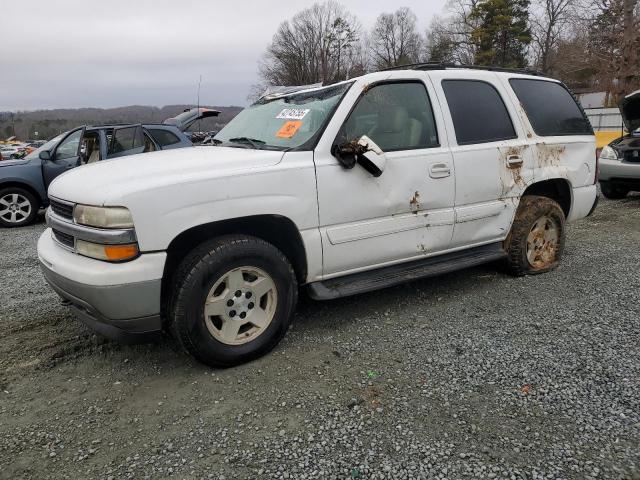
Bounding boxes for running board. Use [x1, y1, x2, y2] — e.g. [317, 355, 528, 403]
[307, 243, 506, 300]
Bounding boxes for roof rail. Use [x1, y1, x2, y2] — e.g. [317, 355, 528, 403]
[380, 62, 544, 77]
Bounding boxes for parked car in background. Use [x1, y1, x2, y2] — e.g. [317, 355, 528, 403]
[598, 90, 640, 198]
[0, 146, 21, 159]
[38, 66, 597, 367]
[0, 108, 219, 227]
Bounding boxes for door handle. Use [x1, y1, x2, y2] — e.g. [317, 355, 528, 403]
[507, 155, 523, 168]
[429, 162, 451, 179]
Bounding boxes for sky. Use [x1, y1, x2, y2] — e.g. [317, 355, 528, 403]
[0, 0, 448, 111]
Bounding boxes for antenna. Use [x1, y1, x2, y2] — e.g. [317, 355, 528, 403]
[197, 74, 202, 110]
[197, 74, 202, 137]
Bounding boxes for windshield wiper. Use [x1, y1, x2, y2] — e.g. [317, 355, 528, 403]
[228, 137, 266, 149]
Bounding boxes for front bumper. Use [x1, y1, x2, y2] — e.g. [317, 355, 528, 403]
[598, 157, 640, 182]
[38, 229, 166, 343]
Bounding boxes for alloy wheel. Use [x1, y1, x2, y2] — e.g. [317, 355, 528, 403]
[203, 266, 278, 345]
[0, 193, 32, 224]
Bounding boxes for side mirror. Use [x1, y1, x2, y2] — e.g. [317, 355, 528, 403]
[333, 135, 386, 177]
[39, 150, 52, 161]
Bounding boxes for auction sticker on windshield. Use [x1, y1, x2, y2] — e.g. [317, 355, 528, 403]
[276, 109, 310, 120]
[276, 121, 302, 138]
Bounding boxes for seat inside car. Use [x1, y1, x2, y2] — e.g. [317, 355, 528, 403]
[371, 105, 422, 150]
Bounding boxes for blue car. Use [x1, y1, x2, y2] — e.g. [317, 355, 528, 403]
[0, 108, 219, 227]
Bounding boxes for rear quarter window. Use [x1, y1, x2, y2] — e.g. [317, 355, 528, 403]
[148, 129, 182, 147]
[509, 79, 593, 136]
[442, 79, 517, 145]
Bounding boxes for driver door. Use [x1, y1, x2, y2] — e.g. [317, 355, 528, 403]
[314, 80, 456, 277]
[42, 127, 85, 189]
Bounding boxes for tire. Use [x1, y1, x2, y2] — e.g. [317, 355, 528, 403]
[504, 195, 566, 276]
[600, 181, 629, 200]
[0, 187, 39, 228]
[168, 235, 298, 368]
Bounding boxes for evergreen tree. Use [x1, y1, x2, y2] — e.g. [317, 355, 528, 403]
[470, 0, 531, 67]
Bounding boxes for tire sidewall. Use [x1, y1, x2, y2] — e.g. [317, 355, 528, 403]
[175, 241, 296, 367]
[0, 187, 38, 228]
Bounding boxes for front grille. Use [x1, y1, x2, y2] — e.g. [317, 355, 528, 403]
[623, 151, 640, 163]
[52, 228, 74, 248]
[50, 199, 74, 219]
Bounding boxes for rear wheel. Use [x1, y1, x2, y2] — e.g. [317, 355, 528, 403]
[168, 235, 298, 367]
[505, 195, 566, 276]
[600, 181, 629, 200]
[0, 187, 39, 227]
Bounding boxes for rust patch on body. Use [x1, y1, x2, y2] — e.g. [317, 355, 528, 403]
[536, 143, 566, 168]
[409, 191, 420, 213]
[500, 146, 526, 195]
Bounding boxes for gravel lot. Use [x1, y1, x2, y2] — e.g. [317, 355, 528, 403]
[1, 196, 639, 480]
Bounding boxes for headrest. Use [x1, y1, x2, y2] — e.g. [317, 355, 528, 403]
[378, 106, 409, 133]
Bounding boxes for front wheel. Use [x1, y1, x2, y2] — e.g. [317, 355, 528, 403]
[168, 235, 298, 367]
[0, 187, 39, 227]
[504, 195, 566, 276]
[600, 182, 629, 200]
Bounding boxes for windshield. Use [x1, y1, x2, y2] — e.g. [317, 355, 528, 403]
[25, 133, 65, 160]
[214, 82, 352, 150]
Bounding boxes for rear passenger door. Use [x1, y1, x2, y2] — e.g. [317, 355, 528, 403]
[430, 72, 534, 248]
[314, 78, 456, 276]
[106, 125, 145, 159]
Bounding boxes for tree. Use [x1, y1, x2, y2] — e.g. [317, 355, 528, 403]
[424, 0, 484, 65]
[529, 0, 577, 73]
[470, 0, 532, 68]
[584, 0, 640, 104]
[615, 0, 640, 100]
[258, 1, 362, 87]
[370, 8, 423, 69]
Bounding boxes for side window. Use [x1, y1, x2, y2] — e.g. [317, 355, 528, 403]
[442, 80, 517, 145]
[148, 129, 181, 147]
[109, 126, 144, 155]
[338, 82, 439, 152]
[55, 130, 82, 160]
[509, 79, 593, 136]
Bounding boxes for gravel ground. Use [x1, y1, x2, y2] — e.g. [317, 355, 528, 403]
[1, 196, 639, 480]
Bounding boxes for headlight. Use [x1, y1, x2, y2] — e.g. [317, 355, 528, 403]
[73, 205, 134, 229]
[76, 239, 139, 262]
[599, 145, 619, 161]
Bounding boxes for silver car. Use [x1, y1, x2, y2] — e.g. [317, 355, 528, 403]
[598, 90, 640, 199]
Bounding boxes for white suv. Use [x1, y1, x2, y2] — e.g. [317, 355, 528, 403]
[38, 66, 598, 367]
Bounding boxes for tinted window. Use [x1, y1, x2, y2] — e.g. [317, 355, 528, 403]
[509, 79, 593, 136]
[338, 82, 439, 151]
[149, 129, 181, 147]
[109, 126, 144, 154]
[55, 130, 82, 160]
[442, 80, 517, 145]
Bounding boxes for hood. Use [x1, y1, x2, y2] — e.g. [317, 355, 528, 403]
[620, 90, 640, 133]
[48, 146, 284, 206]
[163, 107, 220, 131]
[0, 158, 30, 167]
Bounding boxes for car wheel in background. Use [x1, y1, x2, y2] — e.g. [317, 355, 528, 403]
[504, 195, 566, 276]
[168, 235, 298, 368]
[0, 187, 39, 228]
[599, 181, 629, 200]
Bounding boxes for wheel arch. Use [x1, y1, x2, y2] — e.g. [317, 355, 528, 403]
[0, 180, 44, 207]
[161, 214, 308, 301]
[522, 178, 572, 218]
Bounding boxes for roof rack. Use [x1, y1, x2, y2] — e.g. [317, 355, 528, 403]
[380, 62, 544, 77]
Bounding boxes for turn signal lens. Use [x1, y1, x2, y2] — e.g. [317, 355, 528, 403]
[76, 239, 139, 262]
